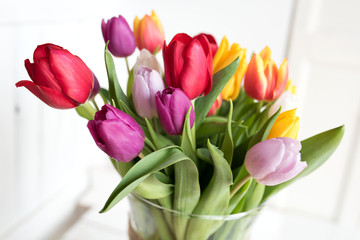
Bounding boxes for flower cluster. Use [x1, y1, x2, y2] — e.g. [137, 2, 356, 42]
[16, 10, 344, 240]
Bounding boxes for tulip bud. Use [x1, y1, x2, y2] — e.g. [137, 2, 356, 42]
[133, 49, 162, 76]
[244, 46, 288, 101]
[133, 66, 165, 119]
[245, 137, 307, 186]
[155, 87, 195, 135]
[268, 91, 298, 117]
[16, 43, 94, 109]
[267, 109, 300, 139]
[102, 15, 136, 57]
[134, 10, 165, 54]
[163, 33, 213, 100]
[207, 94, 222, 116]
[213, 36, 247, 101]
[87, 104, 145, 162]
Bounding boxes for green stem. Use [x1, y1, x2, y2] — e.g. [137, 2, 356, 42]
[152, 118, 159, 132]
[230, 175, 251, 199]
[125, 57, 131, 74]
[75, 101, 97, 120]
[91, 98, 100, 111]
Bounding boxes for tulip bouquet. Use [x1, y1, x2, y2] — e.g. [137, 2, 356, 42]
[16, 11, 344, 240]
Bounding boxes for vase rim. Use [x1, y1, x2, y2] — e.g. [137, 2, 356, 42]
[130, 193, 264, 221]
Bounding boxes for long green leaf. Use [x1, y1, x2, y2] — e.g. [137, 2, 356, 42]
[100, 146, 194, 213]
[262, 125, 345, 202]
[195, 57, 240, 129]
[221, 99, 234, 165]
[104, 43, 130, 108]
[133, 173, 174, 199]
[185, 141, 233, 240]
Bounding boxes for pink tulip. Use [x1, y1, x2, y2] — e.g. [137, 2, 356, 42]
[245, 137, 306, 186]
[132, 66, 165, 119]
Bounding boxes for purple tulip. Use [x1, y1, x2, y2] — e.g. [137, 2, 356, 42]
[133, 66, 165, 119]
[155, 87, 195, 135]
[245, 137, 307, 186]
[101, 15, 136, 57]
[87, 104, 144, 162]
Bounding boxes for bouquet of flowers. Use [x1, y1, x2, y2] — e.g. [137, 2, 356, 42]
[16, 11, 344, 240]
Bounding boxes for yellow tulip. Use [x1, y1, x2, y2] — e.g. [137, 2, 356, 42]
[267, 109, 300, 139]
[213, 36, 247, 101]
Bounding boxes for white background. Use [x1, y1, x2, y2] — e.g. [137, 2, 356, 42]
[1, 0, 360, 239]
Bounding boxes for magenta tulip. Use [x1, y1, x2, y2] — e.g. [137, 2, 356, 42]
[133, 66, 165, 119]
[16, 43, 94, 109]
[155, 87, 195, 135]
[245, 137, 307, 186]
[87, 104, 145, 162]
[102, 15, 136, 57]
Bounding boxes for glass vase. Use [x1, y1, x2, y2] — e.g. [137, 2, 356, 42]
[128, 194, 262, 240]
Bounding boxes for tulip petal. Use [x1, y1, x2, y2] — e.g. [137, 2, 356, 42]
[96, 119, 144, 162]
[48, 48, 93, 104]
[264, 60, 278, 100]
[271, 58, 288, 100]
[32, 58, 62, 91]
[15, 80, 78, 108]
[213, 36, 229, 73]
[155, 92, 177, 135]
[244, 54, 267, 100]
[33, 43, 62, 61]
[245, 138, 285, 180]
[179, 39, 208, 99]
[164, 41, 186, 89]
[140, 15, 164, 53]
[259, 46, 271, 69]
[133, 74, 153, 118]
[150, 10, 165, 39]
[170, 89, 192, 134]
[195, 34, 213, 95]
[133, 16, 142, 49]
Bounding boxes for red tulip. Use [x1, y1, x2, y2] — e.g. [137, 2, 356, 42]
[163, 33, 213, 100]
[16, 44, 94, 109]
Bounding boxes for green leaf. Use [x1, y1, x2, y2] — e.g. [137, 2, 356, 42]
[185, 141, 233, 240]
[221, 99, 234, 165]
[180, 108, 198, 163]
[247, 108, 281, 150]
[133, 173, 174, 199]
[126, 68, 135, 98]
[196, 116, 244, 139]
[118, 100, 145, 126]
[104, 43, 130, 108]
[173, 160, 200, 240]
[227, 178, 252, 214]
[244, 183, 265, 211]
[100, 146, 195, 213]
[145, 118, 161, 149]
[99, 88, 110, 103]
[262, 125, 345, 202]
[195, 57, 240, 129]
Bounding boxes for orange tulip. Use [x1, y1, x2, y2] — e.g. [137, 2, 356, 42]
[134, 10, 165, 54]
[244, 46, 288, 101]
